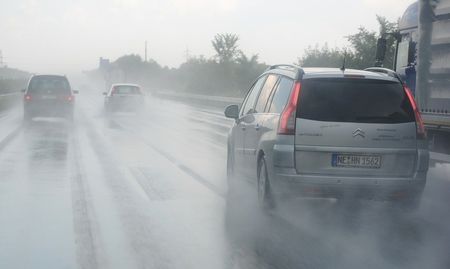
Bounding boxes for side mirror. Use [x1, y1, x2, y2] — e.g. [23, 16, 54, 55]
[375, 37, 387, 66]
[102, 92, 107, 96]
[21, 89, 26, 93]
[73, 90, 79, 94]
[224, 104, 239, 120]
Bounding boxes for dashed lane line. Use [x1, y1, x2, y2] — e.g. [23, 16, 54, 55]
[111, 119, 226, 199]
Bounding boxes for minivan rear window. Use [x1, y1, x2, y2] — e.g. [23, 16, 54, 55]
[297, 78, 415, 123]
[28, 76, 71, 95]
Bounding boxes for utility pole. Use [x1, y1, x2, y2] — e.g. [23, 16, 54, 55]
[416, 0, 435, 108]
[145, 41, 148, 62]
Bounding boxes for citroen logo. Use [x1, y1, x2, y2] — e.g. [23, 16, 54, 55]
[353, 128, 365, 138]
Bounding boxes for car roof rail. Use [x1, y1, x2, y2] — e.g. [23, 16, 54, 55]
[364, 67, 402, 81]
[267, 64, 304, 80]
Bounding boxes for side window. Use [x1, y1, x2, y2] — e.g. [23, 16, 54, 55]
[268, 77, 294, 113]
[240, 76, 266, 116]
[254, 74, 279, 113]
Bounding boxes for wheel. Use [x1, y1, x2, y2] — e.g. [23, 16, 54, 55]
[258, 156, 275, 210]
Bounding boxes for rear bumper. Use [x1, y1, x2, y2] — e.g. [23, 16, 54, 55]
[270, 167, 427, 201]
[24, 103, 73, 118]
[105, 98, 144, 111]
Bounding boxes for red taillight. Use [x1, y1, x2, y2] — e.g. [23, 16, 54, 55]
[66, 95, 74, 102]
[24, 95, 31, 101]
[278, 81, 301, 135]
[404, 85, 427, 140]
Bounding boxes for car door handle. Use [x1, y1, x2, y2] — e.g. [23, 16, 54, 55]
[241, 125, 246, 131]
[255, 124, 260, 131]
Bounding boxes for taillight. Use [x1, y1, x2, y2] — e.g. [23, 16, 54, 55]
[278, 81, 301, 135]
[24, 95, 31, 101]
[66, 95, 74, 102]
[404, 85, 427, 140]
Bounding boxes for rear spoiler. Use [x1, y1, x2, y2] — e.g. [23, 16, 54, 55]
[364, 67, 403, 83]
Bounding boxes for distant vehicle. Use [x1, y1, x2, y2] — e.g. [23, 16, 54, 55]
[103, 84, 145, 113]
[225, 65, 429, 211]
[376, 0, 450, 146]
[23, 75, 78, 122]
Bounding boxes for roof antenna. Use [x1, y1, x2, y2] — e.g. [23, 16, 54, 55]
[340, 49, 347, 72]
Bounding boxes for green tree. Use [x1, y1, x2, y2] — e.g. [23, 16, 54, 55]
[237, 53, 260, 67]
[236, 53, 267, 95]
[87, 33, 266, 97]
[299, 44, 349, 68]
[299, 16, 398, 69]
[114, 54, 145, 82]
[346, 16, 397, 69]
[346, 27, 378, 69]
[211, 33, 242, 63]
[376, 15, 399, 69]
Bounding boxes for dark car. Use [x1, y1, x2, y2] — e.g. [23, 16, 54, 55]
[23, 75, 78, 121]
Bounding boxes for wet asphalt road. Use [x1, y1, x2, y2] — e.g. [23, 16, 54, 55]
[0, 92, 449, 269]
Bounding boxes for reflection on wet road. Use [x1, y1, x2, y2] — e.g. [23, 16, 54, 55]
[0, 93, 449, 269]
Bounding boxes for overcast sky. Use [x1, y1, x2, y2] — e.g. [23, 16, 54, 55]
[0, 0, 414, 74]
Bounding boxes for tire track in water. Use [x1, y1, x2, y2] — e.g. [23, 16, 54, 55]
[80, 111, 174, 269]
[108, 118, 336, 268]
[70, 124, 103, 269]
[79, 97, 344, 269]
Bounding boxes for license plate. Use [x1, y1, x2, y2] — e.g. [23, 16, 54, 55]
[332, 154, 381, 169]
[41, 95, 57, 100]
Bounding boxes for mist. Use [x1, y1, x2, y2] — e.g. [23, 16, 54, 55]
[1, 0, 450, 268]
[0, 0, 412, 74]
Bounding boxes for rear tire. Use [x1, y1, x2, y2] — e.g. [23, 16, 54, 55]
[258, 157, 275, 211]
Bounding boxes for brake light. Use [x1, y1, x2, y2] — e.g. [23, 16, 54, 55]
[404, 85, 427, 140]
[66, 95, 74, 102]
[24, 95, 31, 101]
[278, 81, 301, 135]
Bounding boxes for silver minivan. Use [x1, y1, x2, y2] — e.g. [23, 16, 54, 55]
[225, 65, 429, 210]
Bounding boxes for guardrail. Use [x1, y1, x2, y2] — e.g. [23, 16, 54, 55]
[0, 92, 22, 113]
[153, 91, 242, 108]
